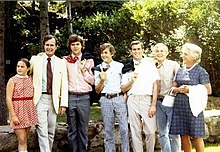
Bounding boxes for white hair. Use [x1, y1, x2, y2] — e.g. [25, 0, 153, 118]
[151, 43, 169, 57]
[182, 43, 202, 63]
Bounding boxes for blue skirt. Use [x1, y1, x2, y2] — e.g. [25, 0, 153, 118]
[169, 93, 205, 138]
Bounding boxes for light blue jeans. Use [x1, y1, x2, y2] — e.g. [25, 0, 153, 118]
[156, 100, 181, 152]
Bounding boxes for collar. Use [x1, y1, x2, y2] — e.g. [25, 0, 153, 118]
[102, 60, 113, 66]
[71, 53, 82, 60]
[44, 54, 55, 61]
[15, 74, 28, 78]
[133, 59, 142, 66]
[155, 59, 166, 68]
[184, 63, 198, 71]
[101, 61, 113, 71]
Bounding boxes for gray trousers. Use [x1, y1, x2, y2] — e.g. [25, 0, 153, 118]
[67, 94, 90, 152]
[36, 94, 57, 152]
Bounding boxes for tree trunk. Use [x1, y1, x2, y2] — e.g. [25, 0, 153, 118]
[40, 1, 49, 50]
[32, 0, 35, 12]
[67, 1, 73, 35]
[0, 1, 7, 125]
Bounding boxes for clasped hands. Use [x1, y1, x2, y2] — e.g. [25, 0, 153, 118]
[178, 85, 189, 94]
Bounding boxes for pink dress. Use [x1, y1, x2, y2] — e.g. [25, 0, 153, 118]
[10, 75, 38, 129]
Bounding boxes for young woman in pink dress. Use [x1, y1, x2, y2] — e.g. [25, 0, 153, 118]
[6, 58, 38, 152]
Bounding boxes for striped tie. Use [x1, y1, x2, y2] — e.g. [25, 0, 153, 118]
[47, 58, 53, 94]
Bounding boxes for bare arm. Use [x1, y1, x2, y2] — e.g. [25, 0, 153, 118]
[6, 78, 20, 125]
[95, 71, 106, 94]
[151, 80, 158, 106]
[121, 80, 134, 93]
[204, 83, 212, 95]
[6, 79, 15, 116]
[148, 80, 158, 117]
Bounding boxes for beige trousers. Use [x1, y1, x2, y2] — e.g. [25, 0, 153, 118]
[127, 94, 156, 152]
[36, 94, 57, 152]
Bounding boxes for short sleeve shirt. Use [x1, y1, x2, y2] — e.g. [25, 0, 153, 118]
[121, 58, 160, 95]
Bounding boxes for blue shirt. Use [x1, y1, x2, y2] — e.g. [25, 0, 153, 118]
[95, 60, 123, 94]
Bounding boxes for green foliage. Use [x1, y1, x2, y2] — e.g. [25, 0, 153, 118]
[70, 2, 137, 63]
[181, 0, 220, 96]
[122, 0, 220, 96]
[6, 0, 220, 96]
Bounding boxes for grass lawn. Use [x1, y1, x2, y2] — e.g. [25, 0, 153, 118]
[183, 142, 220, 152]
[57, 103, 220, 151]
[57, 102, 102, 123]
[155, 142, 220, 151]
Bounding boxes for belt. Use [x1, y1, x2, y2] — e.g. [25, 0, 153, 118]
[68, 91, 89, 96]
[101, 92, 123, 99]
[42, 92, 52, 95]
[12, 97, 33, 101]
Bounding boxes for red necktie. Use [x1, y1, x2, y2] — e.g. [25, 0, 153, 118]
[73, 56, 78, 63]
[47, 58, 53, 94]
[65, 55, 79, 63]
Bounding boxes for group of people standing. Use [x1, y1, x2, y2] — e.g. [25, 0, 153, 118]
[6, 34, 212, 152]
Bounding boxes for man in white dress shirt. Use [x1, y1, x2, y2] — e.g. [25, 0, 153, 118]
[121, 40, 160, 152]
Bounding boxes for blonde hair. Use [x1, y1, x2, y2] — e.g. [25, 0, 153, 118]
[182, 43, 202, 63]
[152, 43, 169, 57]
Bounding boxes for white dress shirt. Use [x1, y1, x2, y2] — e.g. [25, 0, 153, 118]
[121, 58, 160, 95]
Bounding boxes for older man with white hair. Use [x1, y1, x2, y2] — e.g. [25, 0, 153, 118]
[152, 43, 181, 152]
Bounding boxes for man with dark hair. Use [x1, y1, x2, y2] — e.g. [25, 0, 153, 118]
[30, 35, 68, 152]
[64, 34, 94, 152]
[121, 40, 160, 152]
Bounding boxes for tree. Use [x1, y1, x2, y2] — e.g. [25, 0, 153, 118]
[0, 1, 7, 125]
[123, 0, 220, 96]
[40, 1, 49, 49]
[67, 1, 73, 35]
[2, 1, 220, 97]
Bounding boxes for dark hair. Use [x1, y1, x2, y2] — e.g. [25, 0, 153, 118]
[43, 35, 58, 46]
[18, 58, 30, 68]
[99, 43, 116, 55]
[129, 40, 144, 50]
[67, 34, 85, 51]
